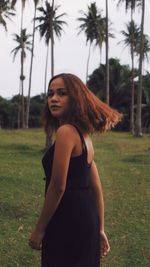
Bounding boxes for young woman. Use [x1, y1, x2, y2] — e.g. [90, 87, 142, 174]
[29, 73, 122, 267]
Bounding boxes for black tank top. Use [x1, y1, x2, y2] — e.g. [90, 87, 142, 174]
[42, 125, 91, 193]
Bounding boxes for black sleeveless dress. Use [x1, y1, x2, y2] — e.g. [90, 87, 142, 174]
[41, 126, 100, 267]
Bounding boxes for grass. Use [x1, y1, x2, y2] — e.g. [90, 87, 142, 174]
[0, 129, 150, 267]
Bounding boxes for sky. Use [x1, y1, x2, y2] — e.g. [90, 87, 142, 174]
[0, 0, 150, 98]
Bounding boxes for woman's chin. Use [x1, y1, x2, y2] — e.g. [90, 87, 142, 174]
[51, 112, 62, 119]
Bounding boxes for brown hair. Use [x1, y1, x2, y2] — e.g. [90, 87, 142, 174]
[41, 73, 123, 135]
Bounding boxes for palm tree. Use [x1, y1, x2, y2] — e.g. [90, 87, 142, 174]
[116, 0, 141, 135]
[35, 0, 67, 96]
[11, 29, 32, 128]
[0, 0, 15, 31]
[26, 0, 41, 128]
[77, 2, 106, 83]
[105, 0, 109, 105]
[120, 21, 140, 134]
[11, 0, 28, 30]
[135, 0, 145, 136]
[135, 33, 150, 62]
[11, 0, 28, 128]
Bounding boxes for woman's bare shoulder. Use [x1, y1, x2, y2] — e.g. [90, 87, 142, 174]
[55, 124, 78, 142]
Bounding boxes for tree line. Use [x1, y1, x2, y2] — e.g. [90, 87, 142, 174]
[0, 0, 149, 136]
[0, 58, 150, 132]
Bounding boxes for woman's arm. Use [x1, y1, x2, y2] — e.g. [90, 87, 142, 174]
[90, 160, 104, 231]
[29, 125, 75, 250]
[90, 160, 110, 257]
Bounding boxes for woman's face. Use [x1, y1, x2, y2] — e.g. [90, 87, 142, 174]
[47, 77, 70, 121]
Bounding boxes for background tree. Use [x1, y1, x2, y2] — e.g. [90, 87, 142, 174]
[135, 0, 145, 136]
[11, 28, 32, 128]
[105, 0, 109, 104]
[26, 0, 41, 128]
[142, 72, 150, 131]
[77, 2, 106, 83]
[135, 33, 150, 61]
[120, 21, 140, 134]
[11, 0, 28, 30]
[88, 58, 138, 131]
[28, 94, 45, 127]
[35, 0, 67, 96]
[116, 0, 140, 135]
[11, 0, 29, 128]
[0, 0, 15, 31]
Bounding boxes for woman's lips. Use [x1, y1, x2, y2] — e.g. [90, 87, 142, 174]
[50, 105, 61, 110]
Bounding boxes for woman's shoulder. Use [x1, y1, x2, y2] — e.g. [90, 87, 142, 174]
[55, 124, 79, 141]
[56, 123, 77, 133]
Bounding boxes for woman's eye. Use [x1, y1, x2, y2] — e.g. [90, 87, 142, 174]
[59, 91, 67, 96]
[47, 88, 67, 97]
[47, 91, 53, 97]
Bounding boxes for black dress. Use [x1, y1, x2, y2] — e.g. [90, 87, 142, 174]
[41, 126, 100, 267]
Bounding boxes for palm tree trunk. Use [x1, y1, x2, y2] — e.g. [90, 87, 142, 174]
[45, 0, 55, 150]
[130, 10, 135, 135]
[105, 0, 109, 105]
[130, 47, 135, 135]
[20, 2, 25, 130]
[26, 5, 37, 128]
[17, 81, 21, 128]
[21, 50, 25, 128]
[44, 41, 50, 96]
[51, 31, 54, 77]
[51, 0, 55, 77]
[86, 43, 91, 84]
[135, 0, 145, 137]
[20, 3, 24, 32]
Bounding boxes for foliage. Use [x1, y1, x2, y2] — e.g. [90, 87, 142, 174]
[11, 28, 32, 61]
[120, 20, 140, 54]
[87, 58, 150, 131]
[0, 94, 45, 128]
[77, 2, 106, 48]
[35, 1, 67, 45]
[0, 0, 15, 31]
[1, 58, 150, 131]
[135, 33, 150, 62]
[142, 72, 150, 130]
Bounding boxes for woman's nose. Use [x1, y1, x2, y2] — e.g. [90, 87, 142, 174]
[51, 93, 59, 101]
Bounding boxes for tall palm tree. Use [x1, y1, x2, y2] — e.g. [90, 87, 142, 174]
[116, 0, 141, 135]
[35, 0, 67, 96]
[117, 0, 137, 10]
[11, 29, 32, 128]
[135, 0, 145, 136]
[135, 33, 150, 62]
[77, 2, 106, 83]
[120, 21, 140, 134]
[0, 0, 15, 31]
[11, 0, 28, 128]
[11, 0, 27, 30]
[26, 0, 41, 128]
[105, 0, 109, 105]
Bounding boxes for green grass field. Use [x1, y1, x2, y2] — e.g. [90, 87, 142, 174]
[0, 129, 150, 267]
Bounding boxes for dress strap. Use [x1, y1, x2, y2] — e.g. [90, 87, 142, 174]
[71, 124, 88, 156]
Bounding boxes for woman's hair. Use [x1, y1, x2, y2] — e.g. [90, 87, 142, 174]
[41, 73, 123, 135]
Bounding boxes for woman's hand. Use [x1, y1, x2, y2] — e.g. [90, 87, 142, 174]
[29, 228, 45, 250]
[100, 230, 110, 258]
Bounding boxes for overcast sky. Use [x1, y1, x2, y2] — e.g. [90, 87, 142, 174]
[0, 0, 150, 98]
